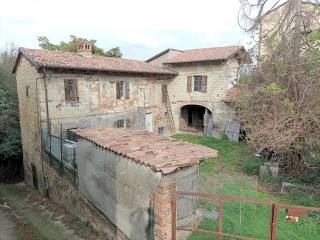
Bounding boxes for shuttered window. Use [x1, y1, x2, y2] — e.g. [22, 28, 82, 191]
[187, 76, 192, 92]
[126, 119, 131, 128]
[116, 81, 124, 99]
[201, 75, 207, 93]
[115, 119, 124, 128]
[193, 75, 207, 92]
[64, 79, 79, 103]
[125, 81, 130, 99]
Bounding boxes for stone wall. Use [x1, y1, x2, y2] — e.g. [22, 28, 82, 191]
[35, 71, 170, 136]
[15, 57, 43, 187]
[166, 60, 238, 133]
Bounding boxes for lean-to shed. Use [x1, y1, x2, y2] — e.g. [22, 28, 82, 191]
[72, 128, 218, 240]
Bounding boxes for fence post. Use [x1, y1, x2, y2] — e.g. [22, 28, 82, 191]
[73, 146, 76, 188]
[49, 120, 52, 164]
[217, 201, 224, 240]
[270, 204, 278, 240]
[172, 189, 177, 240]
[60, 123, 63, 175]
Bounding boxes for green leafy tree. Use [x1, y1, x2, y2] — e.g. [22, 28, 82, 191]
[37, 35, 122, 57]
[0, 44, 23, 182]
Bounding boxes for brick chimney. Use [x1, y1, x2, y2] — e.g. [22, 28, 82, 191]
[77, 40, 92, 57]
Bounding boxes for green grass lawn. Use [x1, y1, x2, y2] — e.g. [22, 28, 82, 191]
[173, 134, 320, 240]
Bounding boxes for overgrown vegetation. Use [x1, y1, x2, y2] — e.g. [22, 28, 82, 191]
[0, 44, 23, 183]
[173, 134, 263, 175]
[174, 134, 320, 240]
[38, 35, 123, 57]
[237, 0, 320, 176]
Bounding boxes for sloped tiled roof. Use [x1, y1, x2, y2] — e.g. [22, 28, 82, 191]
[13, 48, 177, 75]
[72, 128, 218, 174]
[222, 87, 240, 103]
[164, 45, 245, 64]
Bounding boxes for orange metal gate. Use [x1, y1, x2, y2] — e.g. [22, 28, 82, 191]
[172, 191, 320, 240]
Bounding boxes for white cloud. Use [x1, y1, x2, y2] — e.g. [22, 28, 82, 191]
[0, 0, 247, 59]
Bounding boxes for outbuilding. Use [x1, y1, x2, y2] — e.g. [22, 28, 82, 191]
[72, 128, 217, 240]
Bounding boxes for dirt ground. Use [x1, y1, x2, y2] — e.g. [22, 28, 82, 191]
[0, 183, 106, 240]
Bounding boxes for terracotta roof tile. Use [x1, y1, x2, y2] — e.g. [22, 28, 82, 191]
[222, 86, 240, 102]
[164, 45, 245, 64]
[15, 48, 177, 75]
[72, 128, 218, 174]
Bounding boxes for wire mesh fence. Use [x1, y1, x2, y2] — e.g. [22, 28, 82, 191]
[42, 123, 78, 187]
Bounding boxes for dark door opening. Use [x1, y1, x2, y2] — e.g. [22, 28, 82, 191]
[180, 105, 211, 132]
[31, 163, 38, 189]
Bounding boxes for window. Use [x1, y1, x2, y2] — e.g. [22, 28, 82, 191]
[116, 119, 124, 128]
[25, 85, 30, 97]
[158, 127, 164, 134]
[64, 79, 79, 103]
[194, 76, 202, 91]
[192, 75, 207, 93]
[116, 81, 124, 99]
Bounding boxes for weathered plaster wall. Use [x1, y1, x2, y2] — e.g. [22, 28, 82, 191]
[15, 57, 43, 186]
[36, 71, 170, 136]
[166, 60, 238, 133]
[77, 139, 162, 240]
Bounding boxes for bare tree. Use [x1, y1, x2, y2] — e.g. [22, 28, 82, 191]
[237, 0, 320, 176]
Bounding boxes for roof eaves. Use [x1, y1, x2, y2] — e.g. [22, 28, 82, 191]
[225, 46, 246, 61]
[44, 65, 178, 76]
[12, 48, 42, 73]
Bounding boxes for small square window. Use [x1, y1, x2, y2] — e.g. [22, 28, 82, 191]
[116, 119, 124, 128]
[158, 127, 164, 134]
[25, 85, 30, 97]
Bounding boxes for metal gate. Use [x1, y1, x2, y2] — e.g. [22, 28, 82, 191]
[172, 191, 320, 240]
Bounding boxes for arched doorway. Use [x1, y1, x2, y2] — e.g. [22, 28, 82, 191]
[180, 105, 212, 132]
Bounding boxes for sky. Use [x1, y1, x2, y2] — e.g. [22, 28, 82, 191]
[0, 0, 252, 60]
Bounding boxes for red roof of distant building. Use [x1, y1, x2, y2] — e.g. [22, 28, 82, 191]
[223, 87, 240, 102]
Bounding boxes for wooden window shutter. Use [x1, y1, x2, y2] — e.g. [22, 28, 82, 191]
[125, 81, 130, 99]
[187, 76, 192, 92]
[201, 76, 207, 93]
[126, 119, 131, 128]
[116, 81, 124, 99]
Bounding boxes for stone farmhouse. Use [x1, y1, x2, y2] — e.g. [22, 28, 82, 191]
[13, 42, 247, 239]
